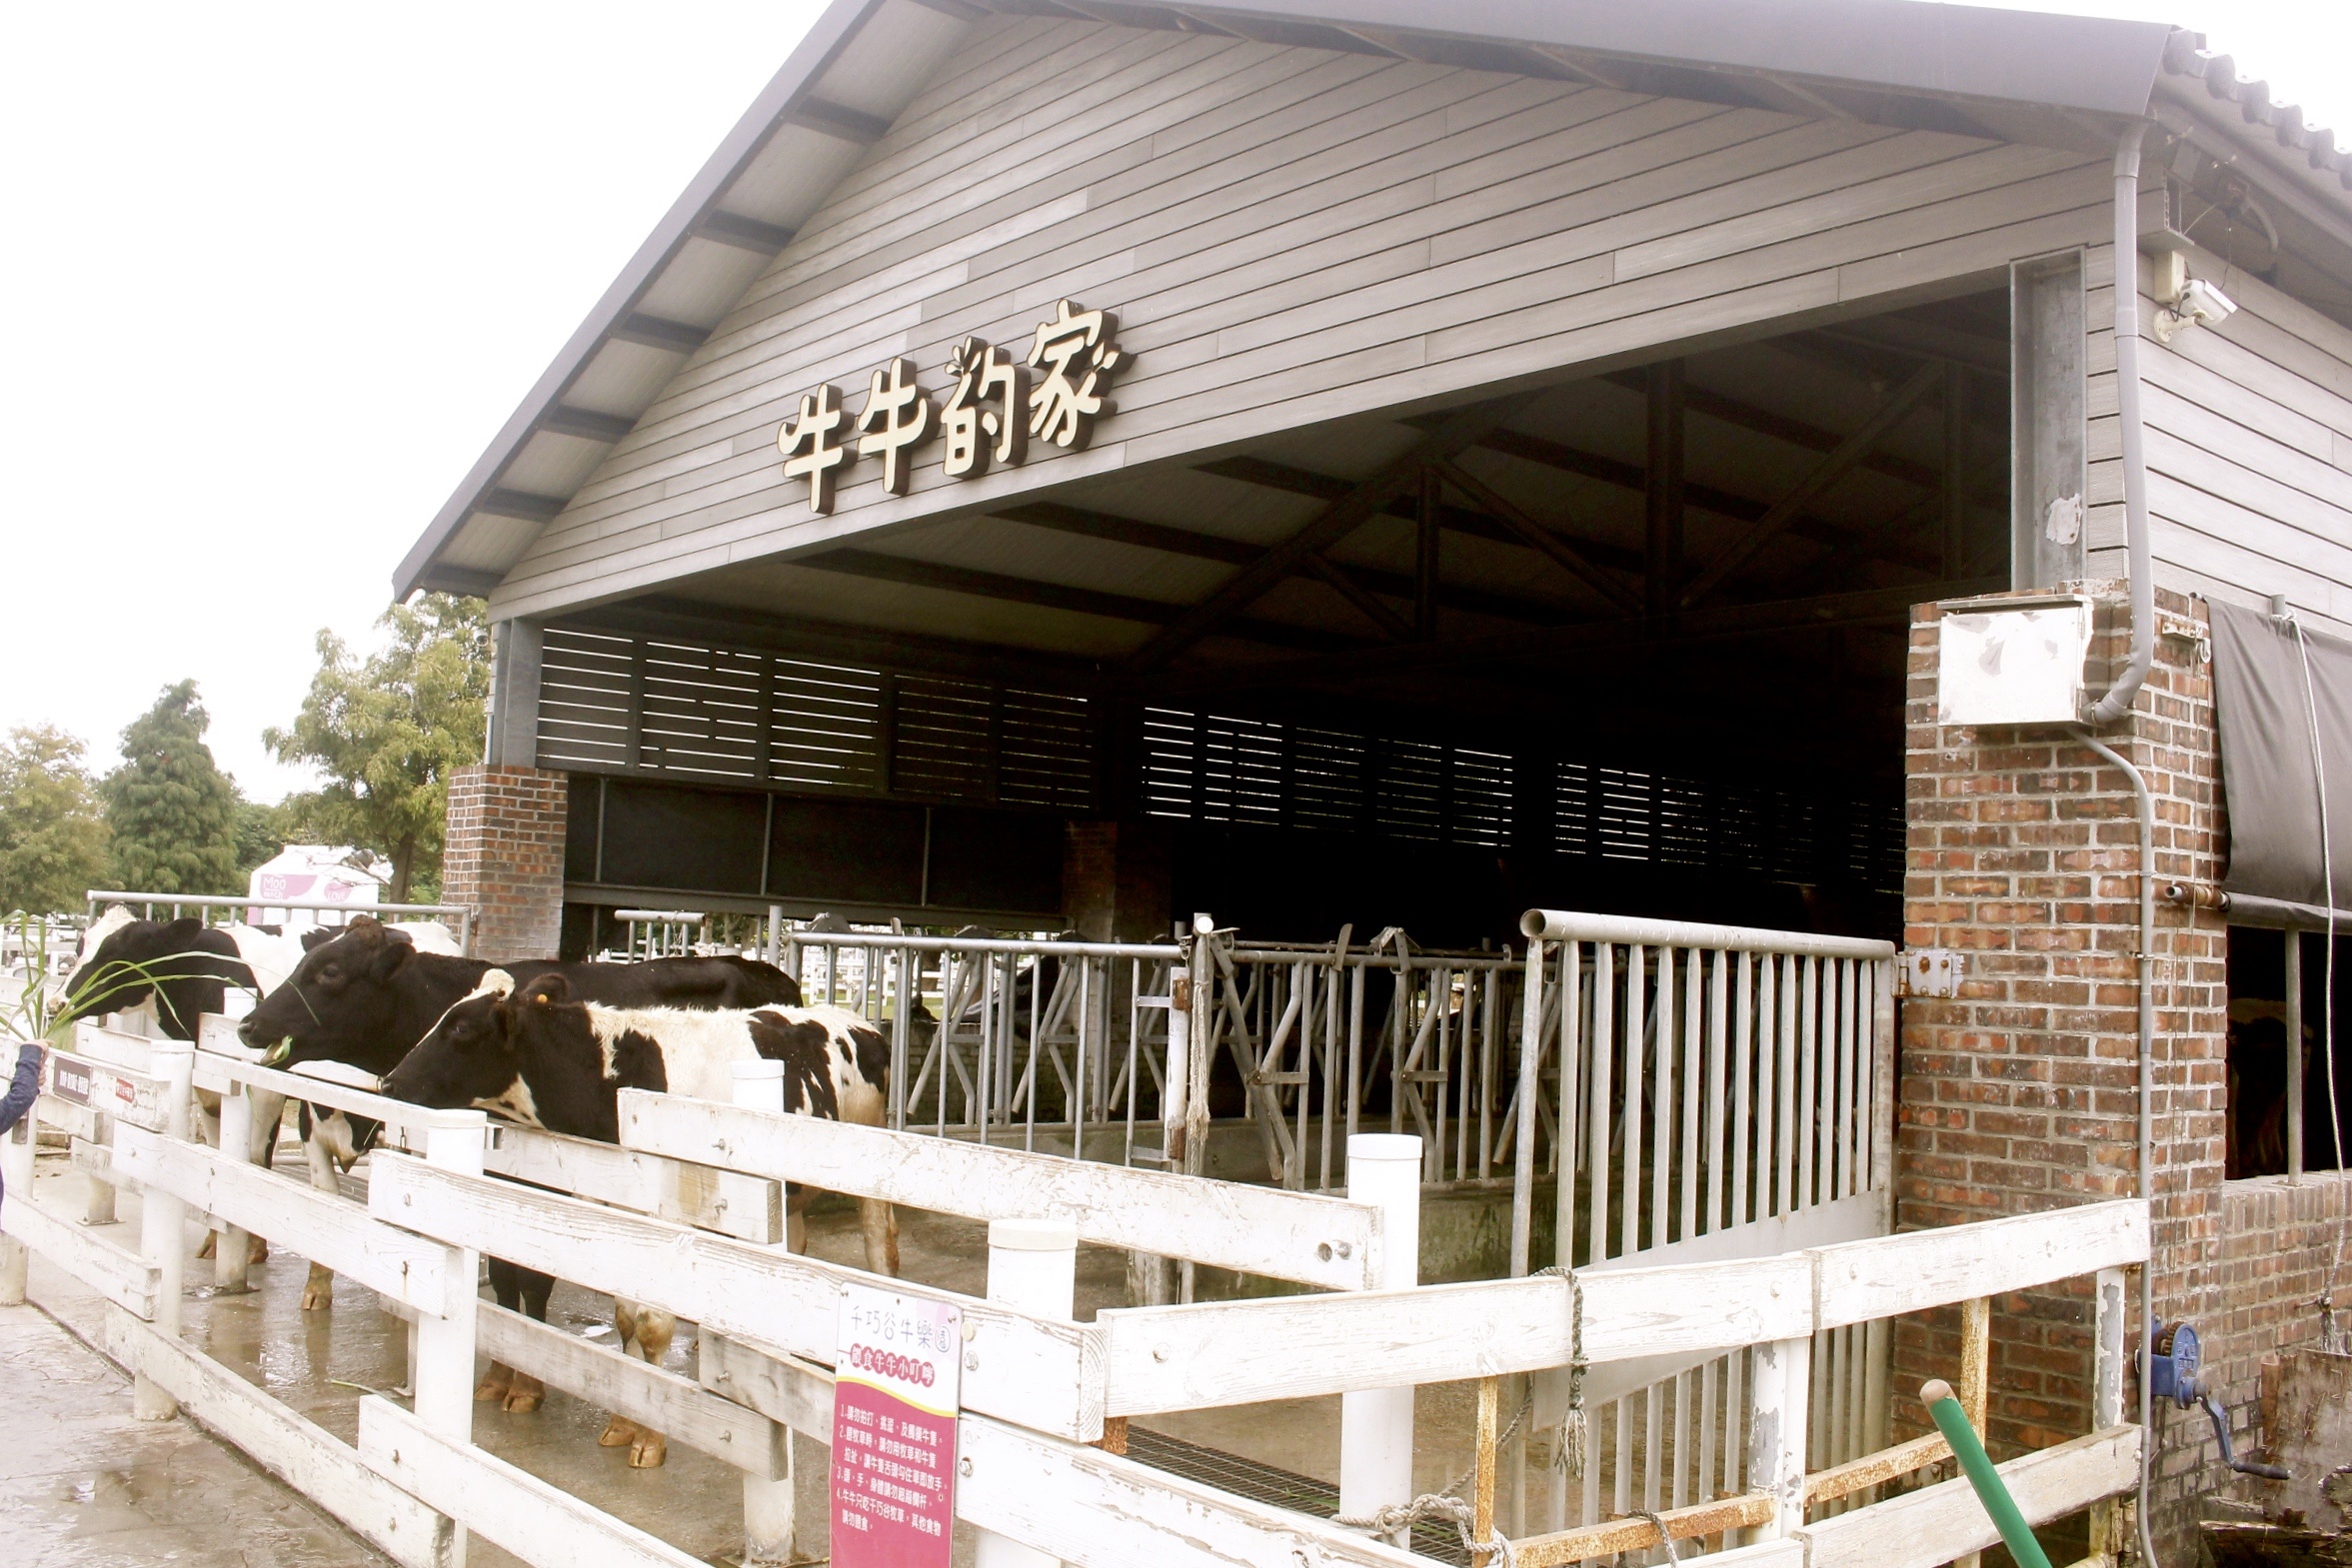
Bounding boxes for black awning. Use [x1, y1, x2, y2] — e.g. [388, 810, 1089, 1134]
[2211, 598, 2352, 927]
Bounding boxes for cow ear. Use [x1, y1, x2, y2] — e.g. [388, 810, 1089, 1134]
[161, 916, 206, 943]
[522, 974, 570, 1007]
[370, 937, 414, 981]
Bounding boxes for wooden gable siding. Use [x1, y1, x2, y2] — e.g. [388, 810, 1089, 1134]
[2109, 243, 2352, 634]
[488, 16, 2114, 622]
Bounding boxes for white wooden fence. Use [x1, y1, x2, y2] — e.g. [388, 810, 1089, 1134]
[3, 1005, 2146, 1568]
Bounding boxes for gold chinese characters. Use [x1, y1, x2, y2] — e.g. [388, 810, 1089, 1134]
[775, 299, 1127, 515]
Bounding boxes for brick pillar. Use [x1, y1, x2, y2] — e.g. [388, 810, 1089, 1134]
[1898, 587, 2225, 1556]
[1063, 819, 1173, 942]
[442, 765, 569, 963]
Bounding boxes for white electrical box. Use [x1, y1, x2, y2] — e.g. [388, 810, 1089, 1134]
[1937, 600, 2091, 727]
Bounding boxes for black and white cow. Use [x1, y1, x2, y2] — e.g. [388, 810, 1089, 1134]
[236, 916, 806, 1312]
[384, 971, 897, 1467]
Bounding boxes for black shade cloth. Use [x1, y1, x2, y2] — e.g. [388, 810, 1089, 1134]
[2210, 598, 2352, 926]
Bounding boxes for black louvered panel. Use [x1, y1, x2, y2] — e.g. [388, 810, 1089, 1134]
[537, 628, 635, 772]
[895, 677, 995, 802]
[1596, 767, 1655, 860]
[768, 659, 885, 792]
[1375, 740, 1444, 842]
[1291, 728, 1368, 831]
[1553, 760, 1597, 856]
[1657, 776, 1710, 867]
[1450, 748, 1513, 847]
[636, 640, 764, 781]
[1195, 713, 1283, 826]
[1140, 708, 1198, 819]
[1770, 793, 1819, 880]
[999, 689, 1094, 810]
[1710, 782, 1771, 873]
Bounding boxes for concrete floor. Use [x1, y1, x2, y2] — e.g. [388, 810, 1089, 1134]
[6, 1141, 1506, 1566]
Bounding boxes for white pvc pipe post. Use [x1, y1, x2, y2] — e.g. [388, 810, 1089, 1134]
[412, 1108, 486, 1435]
[134, 1043, 196, 1419]
[733, 1059, 796, 1567]
[1747, 1335, 1811, 1541]
[978, 1217, 1078, 1568]
[0, 1043, 36, 1305]
[1340, 1132, 1422, 1545]
[214, 1088, 253, 1292]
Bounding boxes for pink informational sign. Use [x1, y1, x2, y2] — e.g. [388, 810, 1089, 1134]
[831, 1282, 962, 1568]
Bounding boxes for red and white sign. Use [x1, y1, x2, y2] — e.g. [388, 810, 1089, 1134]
[831, 1282, 961, 1568]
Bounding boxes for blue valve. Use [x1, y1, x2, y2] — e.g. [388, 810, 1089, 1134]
[2149, 1321, 2289, 1481]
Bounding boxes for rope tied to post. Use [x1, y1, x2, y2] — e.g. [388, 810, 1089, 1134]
[1530, 1263, 1588, 1478]
[1341, 1494, 1517, 1568]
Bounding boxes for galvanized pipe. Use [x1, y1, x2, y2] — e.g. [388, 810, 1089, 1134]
[1522, 909, 1893, 959]
[2086, 123, 2155, 728]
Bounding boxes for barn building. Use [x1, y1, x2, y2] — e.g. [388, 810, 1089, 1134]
[399, 0, 2352, 1552]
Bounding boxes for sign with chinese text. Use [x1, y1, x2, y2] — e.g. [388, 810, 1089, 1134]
[46, 1051, 95, 1107]
[779, 299, 1128, 514]
[831, 1282, 962, 1568]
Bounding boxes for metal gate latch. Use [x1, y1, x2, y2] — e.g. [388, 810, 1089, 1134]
[1898, 949, 1962, 997]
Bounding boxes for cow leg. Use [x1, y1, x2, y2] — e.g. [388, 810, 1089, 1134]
[785, 1186, 810, 1254]
[193, 1088, 223, 1261]
[503, 1267, 553, 1413]
[858, 1197, 900, 1278]
[626, 1307, 675, 1469]
[299, 1110, 359, 1311]
[476, 1259, 523, 1404]
[243, 1092, 283, 1265]
[599, 1300, 645, 1452]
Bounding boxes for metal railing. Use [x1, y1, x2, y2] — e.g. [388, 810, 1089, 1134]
[85, 890, 475, 955]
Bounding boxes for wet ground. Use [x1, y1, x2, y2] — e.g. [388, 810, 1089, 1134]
[4, 1140, 1502, 1566]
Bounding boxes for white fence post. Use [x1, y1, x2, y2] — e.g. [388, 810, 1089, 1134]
[978, 1216, 1078, 1568]
[1748, 1335, 1811, 1541]
[0, 1042, 35, 1305]
[134, 1042, 195, 1419]
[214, 1087, 253, 1292]
[1339, 1132, 1422, 1547]
[734, 1058, 798, 1568]
[411, 1106, 485, 1568]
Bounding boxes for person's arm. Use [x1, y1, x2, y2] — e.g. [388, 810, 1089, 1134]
[0, 1045, 42, 1136]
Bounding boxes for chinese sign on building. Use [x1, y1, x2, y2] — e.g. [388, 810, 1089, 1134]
[831, 1281, 963, 1568]
[779, 299, 1127, 514]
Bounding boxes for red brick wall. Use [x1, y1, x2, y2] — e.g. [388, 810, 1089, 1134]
[441, 765, 568, 964]
[1897, 587, 2227, 1551]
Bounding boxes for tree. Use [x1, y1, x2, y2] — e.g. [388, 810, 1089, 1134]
[101, 682, 243, 894]
[0, 726, 112, 914]
[266, 595, 489, 903]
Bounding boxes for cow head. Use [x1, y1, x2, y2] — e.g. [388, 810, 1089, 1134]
[238, 915, 422, 1066]
[383, 970, 558, 1123]
[63, 914, 253, 1039]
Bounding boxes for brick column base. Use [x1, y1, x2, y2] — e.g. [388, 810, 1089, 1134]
[1063, 819, 1173, 942]
[1897, 587, 2224, 1559]
[442, 765, 568, 963]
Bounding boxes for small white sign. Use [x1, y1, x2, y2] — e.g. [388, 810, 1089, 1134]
[1937, 603, 2092, 727]
[832, 1281, 962, 1568]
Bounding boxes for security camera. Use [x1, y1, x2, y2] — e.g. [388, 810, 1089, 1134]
[2154, 276, 2238, 342]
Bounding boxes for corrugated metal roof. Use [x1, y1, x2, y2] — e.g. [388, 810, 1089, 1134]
[398, 0, 2352, 605]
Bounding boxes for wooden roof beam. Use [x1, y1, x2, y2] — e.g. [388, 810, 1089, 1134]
[1118, 397, 1530, 678]
[797, 548, 1365, 654]
[610, 314, 712, 354]
[996, 502, 1570, 627]
[1682, 361, 1943, 605]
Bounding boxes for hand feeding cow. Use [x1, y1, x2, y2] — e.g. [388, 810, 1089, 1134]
[383, 970, 898, 1467]
[234, 916, 813, 1409]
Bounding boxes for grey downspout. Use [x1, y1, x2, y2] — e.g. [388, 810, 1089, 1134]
[2079, 122, 2162, 1568]
[2088, 124, 2153, 727]
[2070, 726, 2160, 1568]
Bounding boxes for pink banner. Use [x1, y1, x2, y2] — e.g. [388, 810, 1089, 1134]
[831, 1284, 962, 1568]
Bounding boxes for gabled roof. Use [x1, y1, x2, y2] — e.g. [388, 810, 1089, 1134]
[397, 0, 2352, 603]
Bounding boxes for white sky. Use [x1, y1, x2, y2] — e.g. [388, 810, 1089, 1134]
[1, 0, 2346, 801]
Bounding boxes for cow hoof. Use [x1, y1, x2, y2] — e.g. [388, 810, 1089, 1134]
[629, 1434, 668, 1469]
[475, 1364, 514, 1403]
[250, 1236, 269, 1264]
[599, 1415, 639, 1448]
[503, 1374, 545, 1414]
[300, 1283, 332, 1311]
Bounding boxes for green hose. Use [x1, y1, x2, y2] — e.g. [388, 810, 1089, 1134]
[1921, 1379, 2053, 1568]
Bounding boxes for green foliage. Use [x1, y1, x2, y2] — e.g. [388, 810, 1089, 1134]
[266, 594, 489, 903]
[0, 726, 112, 916]
[99, 683, 243, 895]
[234, 799, 289, 879]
